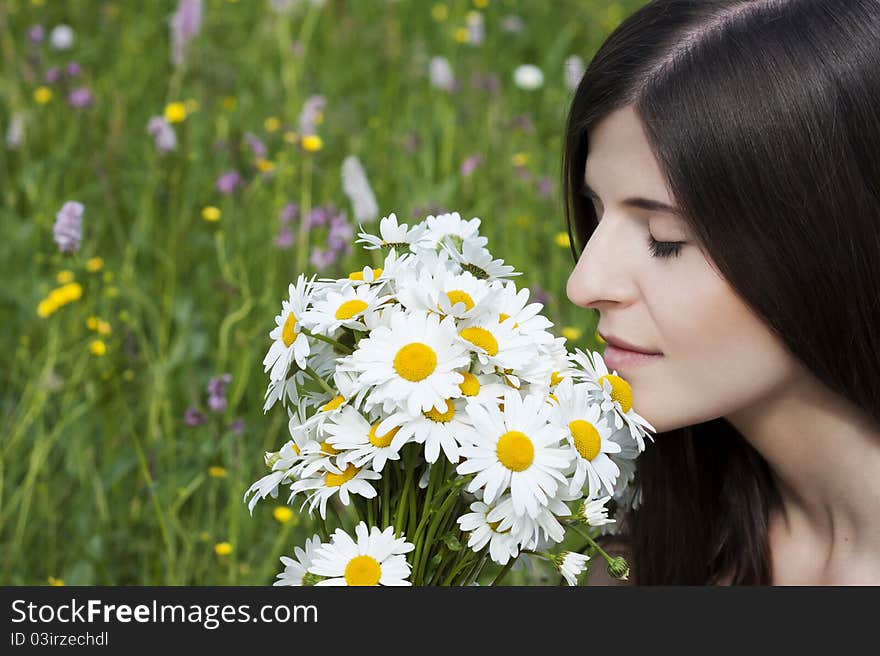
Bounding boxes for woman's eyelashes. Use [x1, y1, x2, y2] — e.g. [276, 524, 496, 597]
[647, 234, 684, 258]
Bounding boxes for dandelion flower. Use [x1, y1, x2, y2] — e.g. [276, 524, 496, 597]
[273, 506, 294, 523]
[34, 87, 53, 104]
[301, 135, 323, 152]
[164, 101, 187, 124]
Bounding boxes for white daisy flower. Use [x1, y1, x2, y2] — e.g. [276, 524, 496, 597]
[263, 274, 316, 383]
[555, 551, 590, 586]
[513, 63, 544, 90]
[457, 497, 521, 565]
[454, 371, 509, 426]
[322, 405, 408, 472]
[457, 313, 537, 375]
[582, 494, 616, 527]
[373, 395, 473, 465]
[308, 521, 415, 586]
[549, 376, 621, 497]
[397, 266, 495, 322]
[568, 347, 657, 451]
[290, 460, 381, 520]
[275, 535, 325, 586]
[299, 282, 393, 335]
[456, 389, 574, 518]
[420, 211, 487, 250]
[491, 280, 555, 344]
[355, 212, 430, 251]
[487, 481, 579, 550]
[441, 238, 521, 281]
[342, 308, 471, 417]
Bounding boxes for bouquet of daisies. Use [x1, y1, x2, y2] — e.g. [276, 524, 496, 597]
[245, 211, 656, 586]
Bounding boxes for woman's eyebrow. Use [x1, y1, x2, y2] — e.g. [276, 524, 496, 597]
[582, 181, 682, 216]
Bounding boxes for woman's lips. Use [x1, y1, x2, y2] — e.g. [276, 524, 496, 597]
[602, 343, 664, 370]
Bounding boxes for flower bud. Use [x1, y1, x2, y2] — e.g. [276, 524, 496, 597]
[607, 556, 630, 581]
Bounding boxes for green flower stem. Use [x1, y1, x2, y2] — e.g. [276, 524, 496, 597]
[489, 558, 516, 586]
[463, 551, 491, 586]
[410, 459, 447, 577]
[380, 472, 391, 529]
[440, 550, 477, 586]
[416, 487, 464, 584]
[304, 366, 335, 396]
[366, 495, 376, 527]
[300, 328, 354, 354]
[568, 522, 614, 564]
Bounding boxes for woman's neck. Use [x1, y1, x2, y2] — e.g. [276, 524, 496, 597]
[725, 371, 880, 584]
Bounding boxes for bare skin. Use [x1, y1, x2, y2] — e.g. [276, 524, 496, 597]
[567, 105, 880, 585]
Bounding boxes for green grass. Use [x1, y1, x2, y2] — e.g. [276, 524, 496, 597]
[0, 0, 640, 585]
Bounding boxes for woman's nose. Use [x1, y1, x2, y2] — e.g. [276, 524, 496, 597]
[566, 217, 636, 310]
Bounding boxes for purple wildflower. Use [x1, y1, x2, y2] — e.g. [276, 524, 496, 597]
[309, 247, 337, 270]
[170, 0, 203, 68]
[308, 206, 329, 228]
[67, 87, 93, 108]
[28, 25, 45, 44]
[227, 418, 245, 435]
[184, 407, 206, 426]
[327, 214, 353, 252]
[471, 72, 500, 96]
[460, 153, 483, 177]
[147, 116, 177, 152]
[215, 170, 241, 195]
[530, 284, 551, 308]
[206, 373, 231, 414]
[275, 227, 294, 249]
[65, 61, 82, 77]
[537, 176, 555, 198]
[45, 67, 60, 84]
[298, 95, 325, 137]
[244, 131, 267, 159]
[279, 202, 298, 224]
[509, 114, 535, 133]
[53, 201, 84, 253]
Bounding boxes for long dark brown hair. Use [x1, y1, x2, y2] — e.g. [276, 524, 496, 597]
[562, 0, 880, 584]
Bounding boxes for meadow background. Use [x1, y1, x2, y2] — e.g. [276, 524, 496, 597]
[0, 0, 641, 585]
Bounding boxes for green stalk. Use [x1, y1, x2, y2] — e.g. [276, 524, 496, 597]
[301, 328, 353, 354]
[304, 366, 335, 395]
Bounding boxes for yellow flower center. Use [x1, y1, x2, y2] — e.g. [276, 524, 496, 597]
[324, 463, 359, 487]
[282, 312, 298, 347]
[368, 421, 401, 448]
[498, 313, 519, 328]
[442, 290, 475, 312]
[344, 555, 382, 586]
[423, 399, 455, 423]
[459, 372, 480, 396]
[335, 299, 369, 320]
[292, 444, 301, 455]
[550, 371, 564, 386]
[320, 441, 340, 455]
[496, 430, 534, 472]
[569, 419, 601, 461]
[348, 267, 383, 281]
[321, 396, 346, 412]
[548, 393, 559, 404]
[459, 327, 499, 356]
[598, 374, 633, 413]
[393, 342, 437, 381]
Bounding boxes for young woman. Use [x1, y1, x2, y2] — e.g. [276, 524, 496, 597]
[562, 0, 880, 585]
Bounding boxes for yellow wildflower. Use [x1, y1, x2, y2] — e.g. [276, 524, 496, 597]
[432, 3, 449, 21]
[86, 257, 104, 272]
[164, 102, 187, 124]
[264, 116, 281, 132]
[34, 86, 52, 104]
[37, 299, 57, 318]
[255, 158, 276, 173]
[89, 340, 107, 356]
[283, 131, 298, 144]
[273, 506, 294, 523]
[208, 466, 227, 479]
[301, 135, 323, 152]
[474, 0, 489, 8]
[214, 542, 233, 556]
[56, 270, 74, 284]
[86, 316, 99, 330]
[97, 320, 111, 336]
[221, 96, 237, 111]
[47, 576, 64, 586]
[555, 232, 571, 248]
[454, 27, 469, 43]
[562, 326, 583, 342]
[202, 206, 221, 222]
[512, 152, 529, 167]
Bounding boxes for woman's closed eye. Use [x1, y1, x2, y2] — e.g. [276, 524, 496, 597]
[647, 234, 685, 258]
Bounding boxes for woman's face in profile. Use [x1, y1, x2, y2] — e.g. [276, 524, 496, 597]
[566, 105, 804, 433]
